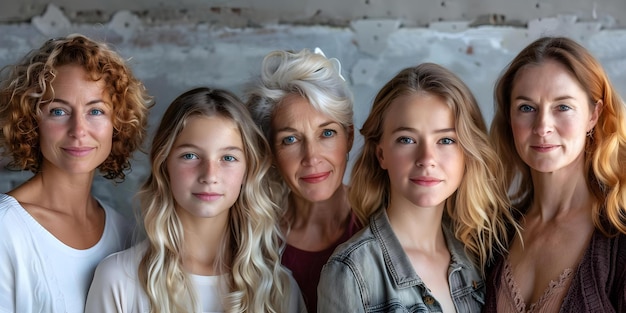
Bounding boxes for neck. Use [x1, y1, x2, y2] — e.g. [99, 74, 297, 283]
[285, 185, 352, 231]
[529, 159, 595, 221]
[386, 197, 446, 253]
[10, 169, 96, 217]
[180, 211, 229, 276]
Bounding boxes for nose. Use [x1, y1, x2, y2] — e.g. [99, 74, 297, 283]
[533, 109, 554, 137]
[198, 160, 218, 184]
[416, 143, 435, 168]
[301, 140, 321, 166]
[68, 114, 87, 138]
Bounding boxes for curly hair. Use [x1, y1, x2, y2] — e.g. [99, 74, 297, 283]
[491, 36, 626, 235]
[138, 87, 292, 312]
[350, 63, 520, 270]
[245, 48, 354, 209]
[0, 34, 152, 181]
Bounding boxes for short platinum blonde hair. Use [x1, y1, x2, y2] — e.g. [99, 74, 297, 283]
[246, 48, 354, 144]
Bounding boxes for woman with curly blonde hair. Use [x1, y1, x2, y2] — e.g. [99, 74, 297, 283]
[318, 63, 519, 312]
[484, 36, 626, 312]
[86, 87, 305, 313]
[0, 34, 152, 313]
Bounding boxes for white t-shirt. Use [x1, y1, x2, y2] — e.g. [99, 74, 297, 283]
[0, 193, 134, 313]
[86, 241, 307, 313]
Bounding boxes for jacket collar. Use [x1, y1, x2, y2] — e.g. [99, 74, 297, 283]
[370, 209, 474, 289]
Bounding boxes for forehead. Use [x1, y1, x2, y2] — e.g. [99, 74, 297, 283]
[177, 115, 242, 145]
[512, 60, 588, 99]
[383, 92, 453, 126]
[49, 64, 109, 100]
[272, 93, 335, 127]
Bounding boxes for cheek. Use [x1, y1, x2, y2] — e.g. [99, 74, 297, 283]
[384, 149, 412, 175]
[95, 120, 115, 140]
[223, 166, 247, 192]
[167, 162, 192, 186]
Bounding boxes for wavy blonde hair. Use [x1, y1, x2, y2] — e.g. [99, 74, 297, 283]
[491, 36, 626, 235]
[0, 34, 152, 181]
[246, 48, 354, 209]
[350, 63, 520, 270]
[138, 87, 291, 312]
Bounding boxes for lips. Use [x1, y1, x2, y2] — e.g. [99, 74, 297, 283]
[62, 147, 94, 157]
[193, 192, 223, 201]
[530, 144, 559, 152]
[300, 172, 331, 183]
[410, 176, 442, 186]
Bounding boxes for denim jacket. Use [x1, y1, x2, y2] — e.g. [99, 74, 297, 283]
[317, 209, 484, 313]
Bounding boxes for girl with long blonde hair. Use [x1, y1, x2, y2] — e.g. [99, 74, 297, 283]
[86, 87, 305, 313]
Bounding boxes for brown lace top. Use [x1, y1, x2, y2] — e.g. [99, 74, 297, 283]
[496, 259, 574, 313]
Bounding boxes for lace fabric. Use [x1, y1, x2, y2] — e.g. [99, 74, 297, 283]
[497, 258, 573, 313]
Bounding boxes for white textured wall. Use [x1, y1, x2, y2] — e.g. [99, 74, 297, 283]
[2, 5, 626, 218]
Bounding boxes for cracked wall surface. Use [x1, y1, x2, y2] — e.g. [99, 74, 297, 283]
[2, 3, 626, 218]
[2, 1, 625, 27]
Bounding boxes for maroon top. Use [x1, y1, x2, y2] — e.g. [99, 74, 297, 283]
[282, 212, 362, 313]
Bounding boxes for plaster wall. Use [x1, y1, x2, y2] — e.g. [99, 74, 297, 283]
[1, 3, 626, 218]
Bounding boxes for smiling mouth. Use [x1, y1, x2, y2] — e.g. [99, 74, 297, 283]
[300, 172, 330, 183]
[410, 178, 441, 186]
[531, 145, 558, 152]
[193, 193, 223, 201]
[63, 147, 94, 157]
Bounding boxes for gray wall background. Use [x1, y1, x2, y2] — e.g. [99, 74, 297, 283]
[1, 1, 626, 218]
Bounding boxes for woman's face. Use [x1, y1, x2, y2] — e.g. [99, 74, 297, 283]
[38, 64, 113, 175]
[271, 93, 353, 203]
[376, 92, 465, 210]
[509, 59, 600, 174]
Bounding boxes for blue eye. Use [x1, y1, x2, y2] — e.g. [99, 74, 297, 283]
[89, 108, 105, 115]
[50, 108, 66, 116]
[322, 129, 336, 138]
[439, 138, 456, 145]
[557, 104, 571, 111]
[223, 155, 237, 162]
[398, 137, 415, 144]
[282, 136, 297, 145]
[519, 104, 535, 112]
[182, 153, 198, 160]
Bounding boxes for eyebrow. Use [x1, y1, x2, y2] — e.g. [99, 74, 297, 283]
[51, 98, 107, 106]
[274, 120, 340, 134]
[391, 126, 456, 134]
[514, 95, 576, 102]
[173, 143, 244, 153]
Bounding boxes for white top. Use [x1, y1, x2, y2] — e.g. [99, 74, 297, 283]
[86, 241, 308, 313]
[0, 193, 134, 313]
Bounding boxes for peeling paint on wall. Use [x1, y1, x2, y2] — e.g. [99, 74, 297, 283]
[2, 3, 626, 217]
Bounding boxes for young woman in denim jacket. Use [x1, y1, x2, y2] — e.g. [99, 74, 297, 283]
[318, 63, 519, 312]
[484, 37, 626, 312]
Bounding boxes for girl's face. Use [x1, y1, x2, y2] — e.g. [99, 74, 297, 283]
[509, 59, 600, 174]
[167, 115, 246, 221]
[271, 93, 352, 203]
[38, 64, 113, 175]
[376, 92, 465, 210]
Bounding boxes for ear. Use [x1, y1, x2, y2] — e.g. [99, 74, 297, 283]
[376, 144, 387, 170]
[588, 99, 603, 132]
